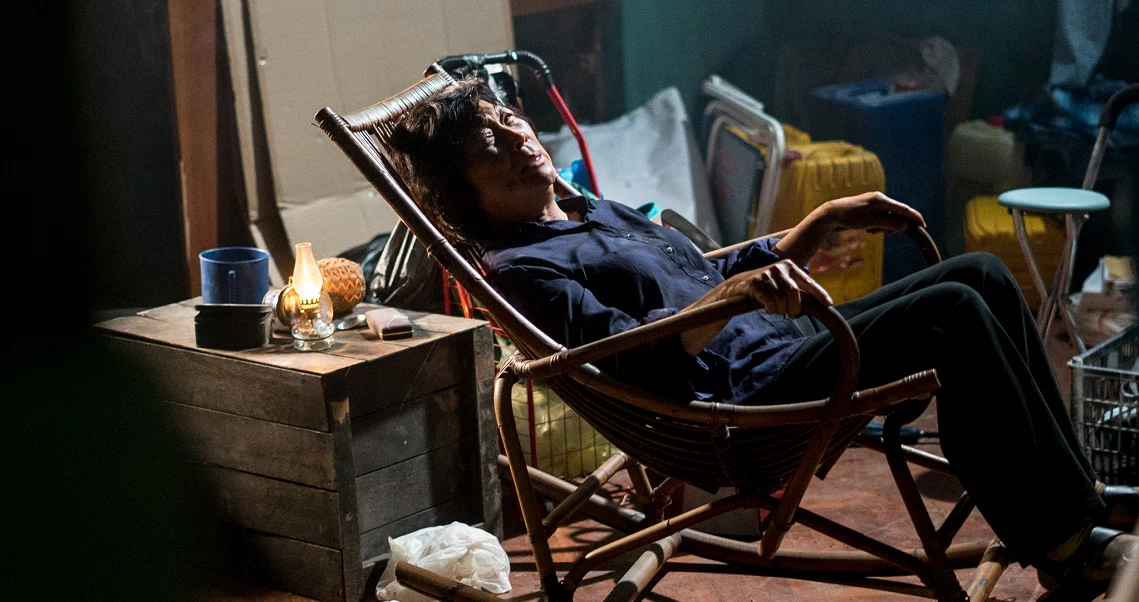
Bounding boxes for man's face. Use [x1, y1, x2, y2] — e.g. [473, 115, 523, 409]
[462, 100, 558, 224]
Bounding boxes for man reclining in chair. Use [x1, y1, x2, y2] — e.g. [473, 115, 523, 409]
[385, 77, 1137, 598]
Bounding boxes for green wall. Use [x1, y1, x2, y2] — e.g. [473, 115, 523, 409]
[615, 0, 1058, 122]
[616, 0, 770, 120]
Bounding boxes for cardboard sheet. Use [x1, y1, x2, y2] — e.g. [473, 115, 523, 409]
[245, 0, 514, 259]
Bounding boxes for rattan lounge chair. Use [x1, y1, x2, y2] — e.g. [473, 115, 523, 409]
[315, 65, 1010, 602]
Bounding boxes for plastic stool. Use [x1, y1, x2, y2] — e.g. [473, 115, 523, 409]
[997, 83, 1137, 353]
[997, 187, 1110, 352]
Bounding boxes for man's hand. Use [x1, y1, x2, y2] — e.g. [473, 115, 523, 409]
[719, 259, 833, 317]
[679, 259, 833, 356]
[819, 191, 926, 235]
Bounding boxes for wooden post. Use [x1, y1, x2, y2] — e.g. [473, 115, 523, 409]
[168, 0, 218, 296]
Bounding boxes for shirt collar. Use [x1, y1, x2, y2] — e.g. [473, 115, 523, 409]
[484, 196, 598, 248]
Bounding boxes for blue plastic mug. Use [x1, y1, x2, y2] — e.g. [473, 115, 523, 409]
[199, 247, 271, 304]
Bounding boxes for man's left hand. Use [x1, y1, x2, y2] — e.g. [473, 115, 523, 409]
[820, 191, 926, 234]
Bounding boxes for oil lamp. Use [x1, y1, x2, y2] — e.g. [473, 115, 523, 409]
[289, 242, 334, 351]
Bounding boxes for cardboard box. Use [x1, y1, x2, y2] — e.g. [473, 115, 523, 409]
[232, 0, 514, 262]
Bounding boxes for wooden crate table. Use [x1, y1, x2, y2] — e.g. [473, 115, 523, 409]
[94, 300, 500, 602]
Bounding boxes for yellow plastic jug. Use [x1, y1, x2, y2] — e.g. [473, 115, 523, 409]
[963, 195, 1064, 309]
[945, 120, 1032, 255]
[764, 141, 887, 304]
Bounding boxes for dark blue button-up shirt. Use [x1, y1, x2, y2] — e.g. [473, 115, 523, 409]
[482, 197, 809, 404]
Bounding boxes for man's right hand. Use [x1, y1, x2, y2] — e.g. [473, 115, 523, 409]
[679, 259, 834, 357]
[718, 259, 833, 317]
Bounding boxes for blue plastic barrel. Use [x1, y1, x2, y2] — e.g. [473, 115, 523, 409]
[807, 80, 947, 283]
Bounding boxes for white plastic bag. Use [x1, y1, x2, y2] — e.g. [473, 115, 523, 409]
[375, 522, 511, 602]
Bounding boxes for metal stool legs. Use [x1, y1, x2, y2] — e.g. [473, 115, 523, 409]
[1010, 208, 1088, 353]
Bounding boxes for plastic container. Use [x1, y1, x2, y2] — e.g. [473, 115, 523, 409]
[806, 80, 947, 283]
[944, 120, 1032, 256]
[963, 195, 1064, 309]
[766, 140, 887, 304]
[1068, 326, 1138, 485]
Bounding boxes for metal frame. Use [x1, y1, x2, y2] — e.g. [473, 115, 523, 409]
[1011, 209, 1087, 352]
[702, 75, 787, 238]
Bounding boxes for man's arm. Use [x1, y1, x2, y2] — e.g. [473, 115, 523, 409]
[773, 191, 926, 266]
[771, 209, 834, 268]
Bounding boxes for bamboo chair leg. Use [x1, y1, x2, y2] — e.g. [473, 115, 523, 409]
[394, 561, 504, 602]
[759, 417, 845, 558]
[626, 459, 664, 521]
[855, 433, 955, 476]
[543, 452, 628, 535]
[963, 538, 1009, 602]
[513, 455, 992, 575]
[937, 493, 975, 549]
[562, 495, 754, 591]
[626, 460, 653, 501]
[883, 414, 968, 602]
[601, 534, 682, 602]
[494, 371, 566, 599]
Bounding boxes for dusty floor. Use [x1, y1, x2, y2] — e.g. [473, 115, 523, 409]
[202, 331, 1109, 602]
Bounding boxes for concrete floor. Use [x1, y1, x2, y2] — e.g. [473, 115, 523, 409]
[202, 330, 1107, 602]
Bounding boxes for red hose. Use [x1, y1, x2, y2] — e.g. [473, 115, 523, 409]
[441, 268, 452, 316]
[546, 86, 601, 198]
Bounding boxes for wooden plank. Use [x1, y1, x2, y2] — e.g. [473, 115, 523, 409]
[96, 315, 361, 374]
[323, 385, 363, 602]
[357, 499, 472, 562]
[321, 331, 418, 361]
[350, 386, 476, 476]
[168, 0, 218, 296]
[138, 301, 199, 321]
[346, 334, 475, 419]
[164, 401, 336, 489]
[354, 442, 472, 533]
[401, 309, 489, 336]
[243, 530, 344, 602]
[197, 463, 341, 548]
[102, 335, 329, 431]
[469, 326, 503, 540]
[220, 0, 259, 224]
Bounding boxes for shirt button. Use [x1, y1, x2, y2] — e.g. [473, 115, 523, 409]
[665, 246, 673, 253]
[702, 275, 710, 281]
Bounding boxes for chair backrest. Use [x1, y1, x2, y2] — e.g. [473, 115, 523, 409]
[315, 68, 563, 364]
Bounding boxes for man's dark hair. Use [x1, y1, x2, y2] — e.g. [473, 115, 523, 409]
[386, 77, 512, 251]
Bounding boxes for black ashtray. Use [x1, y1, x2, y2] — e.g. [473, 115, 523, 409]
[194, 303, 273, 350]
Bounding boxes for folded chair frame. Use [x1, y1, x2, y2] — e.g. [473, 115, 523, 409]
[315, 65, 1010, 602]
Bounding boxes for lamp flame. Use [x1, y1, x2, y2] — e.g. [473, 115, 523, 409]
[292, 242, 323, 303]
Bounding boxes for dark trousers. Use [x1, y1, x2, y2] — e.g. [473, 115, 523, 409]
[766, 252, 1105, 564]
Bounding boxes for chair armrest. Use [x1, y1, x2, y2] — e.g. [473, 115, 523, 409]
[527, 295, 862, 431]
[702, 229, 790, 260]
[847, 369, 941, 416]
[511, 295, 859, 406]
[703, 218, 940, 266]
[904, 221, 942, 267]
[511, 294, 762, 381]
